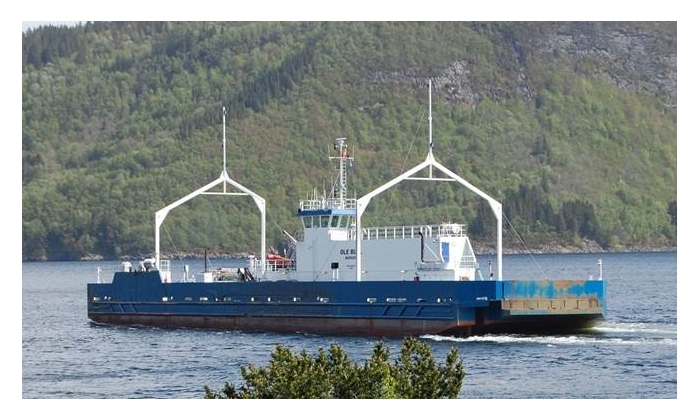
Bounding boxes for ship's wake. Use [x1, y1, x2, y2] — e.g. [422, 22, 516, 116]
[421, 320, 676, 347]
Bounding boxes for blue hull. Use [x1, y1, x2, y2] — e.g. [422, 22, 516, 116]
[87, 271, 605, 337]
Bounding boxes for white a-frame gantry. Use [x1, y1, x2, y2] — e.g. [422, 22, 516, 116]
[154, 107, 266, 274]
[355, 80, 503, 281]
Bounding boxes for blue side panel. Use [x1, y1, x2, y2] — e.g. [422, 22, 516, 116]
[88, 273, 503, 309]
[88, 274, 604, 308]
[441, 242, 450, 262]
[501, 280, 605, 300]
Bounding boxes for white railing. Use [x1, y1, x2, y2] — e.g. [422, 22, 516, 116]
[266, 259, 297, 271]
[361, 224, 467, 240]
[299, 197, 357, 211]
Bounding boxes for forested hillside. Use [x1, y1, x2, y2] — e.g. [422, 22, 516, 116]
[22, 21, 677, 261]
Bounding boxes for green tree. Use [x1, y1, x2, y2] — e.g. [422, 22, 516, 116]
[203, 337, 465, 399]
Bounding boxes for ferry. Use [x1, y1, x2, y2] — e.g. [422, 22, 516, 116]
[87, 81, 605, 337]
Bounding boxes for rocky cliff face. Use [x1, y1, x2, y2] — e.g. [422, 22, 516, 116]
[371, 22, 676, 108]
[531, 22, 676, 101]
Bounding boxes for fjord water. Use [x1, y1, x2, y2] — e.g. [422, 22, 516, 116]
[22, 252, 677, 399]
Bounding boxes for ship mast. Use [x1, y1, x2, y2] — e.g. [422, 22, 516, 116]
[355, 80, 503, 281]
[154, 107, 266, 278]
[222, 107, 227, 192]
[330, 137, 353, 206]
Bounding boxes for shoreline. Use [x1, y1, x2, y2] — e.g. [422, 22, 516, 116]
[21, 245, 678, 263]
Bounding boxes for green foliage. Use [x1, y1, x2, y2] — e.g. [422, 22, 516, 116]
[498, 183, 603, 244]
[21, 22, 676, 260]
[203, 337, 465, 399]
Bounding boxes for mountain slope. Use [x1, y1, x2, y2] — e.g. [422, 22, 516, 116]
[21, 21, 677, 261]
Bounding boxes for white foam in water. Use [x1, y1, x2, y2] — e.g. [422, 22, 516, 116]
[593, 321, 677, 335]
[422, 327, 677, 347]
[422, 333, 595, 345]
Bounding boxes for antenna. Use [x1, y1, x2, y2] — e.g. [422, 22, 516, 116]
[330, 137, 353, 205]
[428, 80, 433, 154]
[222, 106, 227, 175]
[428, 80, 434, 177]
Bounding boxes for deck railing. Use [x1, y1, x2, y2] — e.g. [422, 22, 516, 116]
[361, 224, 467, 240]
[299, 197, 357, 211]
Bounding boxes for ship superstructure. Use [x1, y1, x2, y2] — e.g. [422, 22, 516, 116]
[266, 136, 479, 283]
